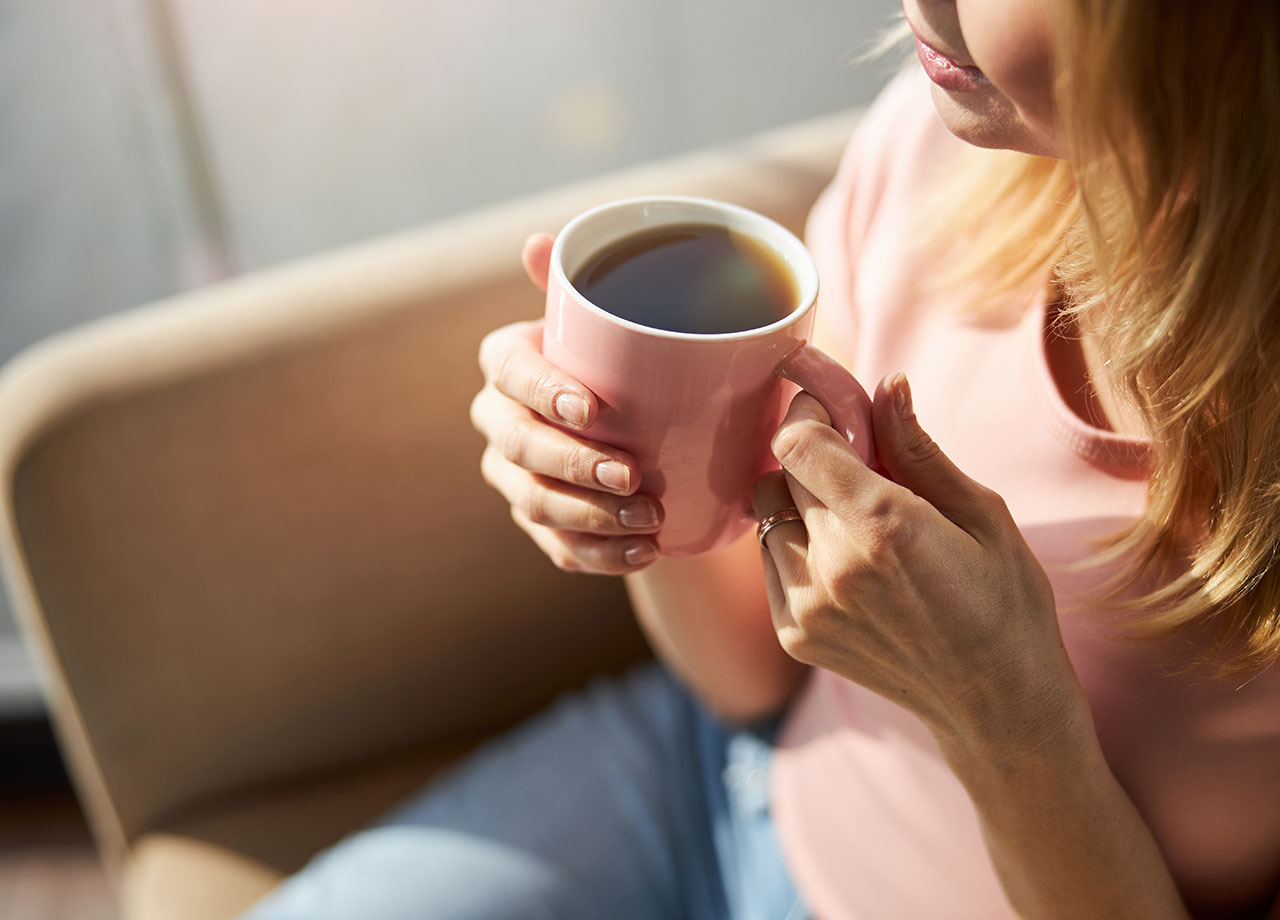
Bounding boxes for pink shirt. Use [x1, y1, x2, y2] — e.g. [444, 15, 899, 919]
[772, 71, 1280, 918]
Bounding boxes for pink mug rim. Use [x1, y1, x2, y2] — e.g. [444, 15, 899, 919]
[548, 195, 820, 344]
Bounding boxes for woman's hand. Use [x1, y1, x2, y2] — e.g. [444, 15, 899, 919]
[752, 372, 1092, 763]
[754, 375, 1193, 919]
[469, 234, 664, 574]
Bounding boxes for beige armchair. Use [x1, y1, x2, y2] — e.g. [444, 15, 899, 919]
[0, 109, 857, 920]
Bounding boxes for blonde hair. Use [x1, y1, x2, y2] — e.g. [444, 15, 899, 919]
[925, 1, 1280, 674]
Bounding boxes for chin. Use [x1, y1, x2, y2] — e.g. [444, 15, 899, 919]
[928, 83, 1064, 158]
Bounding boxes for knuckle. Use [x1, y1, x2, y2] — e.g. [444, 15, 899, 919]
[819, 532, 893, 598]
[751, 469, 789, 509]
[593, 500, 628, 533]
[479, 328, 516, 379]
[981, 486, 1011, 520]
[468, 386, 496, 435]
[777, 624, 819, 665]
[498, 417, 536, 466]
[962, 484, 1009, 537]
[528, 365, 562, 413]
[903, 426, 942, 463]
[480, 446, 503, 486]
[852, 489, 909, 549]
[489, 345, 520, 394]
[481, 447, 526, 509]
[598, 538, 641, 575]
[509, 504, 534, 535]
[868, 499, 912, 546]
[512, 506, 548, 546]
[865, 514, 913, 571]
[477, 330, 499, 374]
[562, 444, 601, 486]
[776, 625, 804, 658]
[571, 498, 607, 532]
[772, 419, 839, 467]
[823, 563, 863, 603]
[825, 474, 882, 518]
[770, 422, 808, 466]
[522, 483, 552, 526]
[550, 547, 581, 573]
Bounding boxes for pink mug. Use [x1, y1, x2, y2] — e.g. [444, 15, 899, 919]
[543, 195, 875, 556]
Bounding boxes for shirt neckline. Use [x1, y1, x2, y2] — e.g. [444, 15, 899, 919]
[1025, 287, 1152, 474]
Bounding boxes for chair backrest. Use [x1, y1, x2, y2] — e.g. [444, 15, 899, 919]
[0, 108, 857, 874]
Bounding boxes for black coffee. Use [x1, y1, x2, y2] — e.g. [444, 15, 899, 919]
[570, 223, 798, 335]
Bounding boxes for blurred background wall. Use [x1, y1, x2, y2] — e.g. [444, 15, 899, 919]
[0, 0, 901, 714]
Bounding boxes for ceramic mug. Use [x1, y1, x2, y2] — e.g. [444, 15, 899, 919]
[543, 195, 876, 556]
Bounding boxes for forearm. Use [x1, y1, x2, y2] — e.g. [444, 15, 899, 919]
[941, 714, 1191, 920]
[624, 527, 808, 723]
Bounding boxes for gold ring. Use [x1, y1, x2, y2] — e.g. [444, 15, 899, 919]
[757, 507, 804, 547]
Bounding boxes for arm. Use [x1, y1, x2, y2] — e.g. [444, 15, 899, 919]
[624, 530, 808, 723]
[943, 715, 1190, 918]
[752, 374, 1193, 919]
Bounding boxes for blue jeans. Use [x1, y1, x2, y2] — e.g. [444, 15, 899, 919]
[241, 663, 809, 920]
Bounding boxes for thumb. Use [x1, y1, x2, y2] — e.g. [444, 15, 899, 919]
[872, 373, 1005, 538]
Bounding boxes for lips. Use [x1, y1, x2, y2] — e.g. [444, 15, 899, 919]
[901, 4, 990, 92]
[912, 34, 990, 92]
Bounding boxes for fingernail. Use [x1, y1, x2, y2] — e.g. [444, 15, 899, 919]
[619, 500, 659, 529]
[554, 393, 588, 428]
[624, 543, 658, 566]
[892, 372, 912, 419]
[595, 460, 630, 493]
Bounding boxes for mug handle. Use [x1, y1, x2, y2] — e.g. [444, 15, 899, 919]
[775, 342, 878, 470]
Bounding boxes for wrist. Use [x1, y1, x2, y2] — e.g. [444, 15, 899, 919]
[932, 666, 1102, 794]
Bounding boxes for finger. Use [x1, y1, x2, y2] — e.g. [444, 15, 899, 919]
[750, 469, 810, 600]
[750, 470, 814, 648]
[471, 387, 639, 494]
[751, 470, 810, 556]
[872, 373, 1006, 540]
[771, 391, 883, 514]
[478, 321, 598, 430]
[482, 447, 662, 534]
[511, 507, 660, 574]
[522, 233, 555, 292]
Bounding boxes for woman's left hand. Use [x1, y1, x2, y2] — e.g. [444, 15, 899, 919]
[753, 372, 1091, 763]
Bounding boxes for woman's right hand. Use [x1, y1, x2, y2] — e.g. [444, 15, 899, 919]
[468, 233, 664, 574]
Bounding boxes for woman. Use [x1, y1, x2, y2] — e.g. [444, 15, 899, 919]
[246, 1, 1280, 917]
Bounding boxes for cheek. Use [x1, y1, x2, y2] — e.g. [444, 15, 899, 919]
[961, 0, 1058, 129]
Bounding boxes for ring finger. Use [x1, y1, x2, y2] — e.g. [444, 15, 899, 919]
[752, 470, 809, 551]
[482, 447, 663, 536]
[750, 469, 810, 616]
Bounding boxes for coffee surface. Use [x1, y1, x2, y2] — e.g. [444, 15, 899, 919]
[571, 223, 797, 335]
